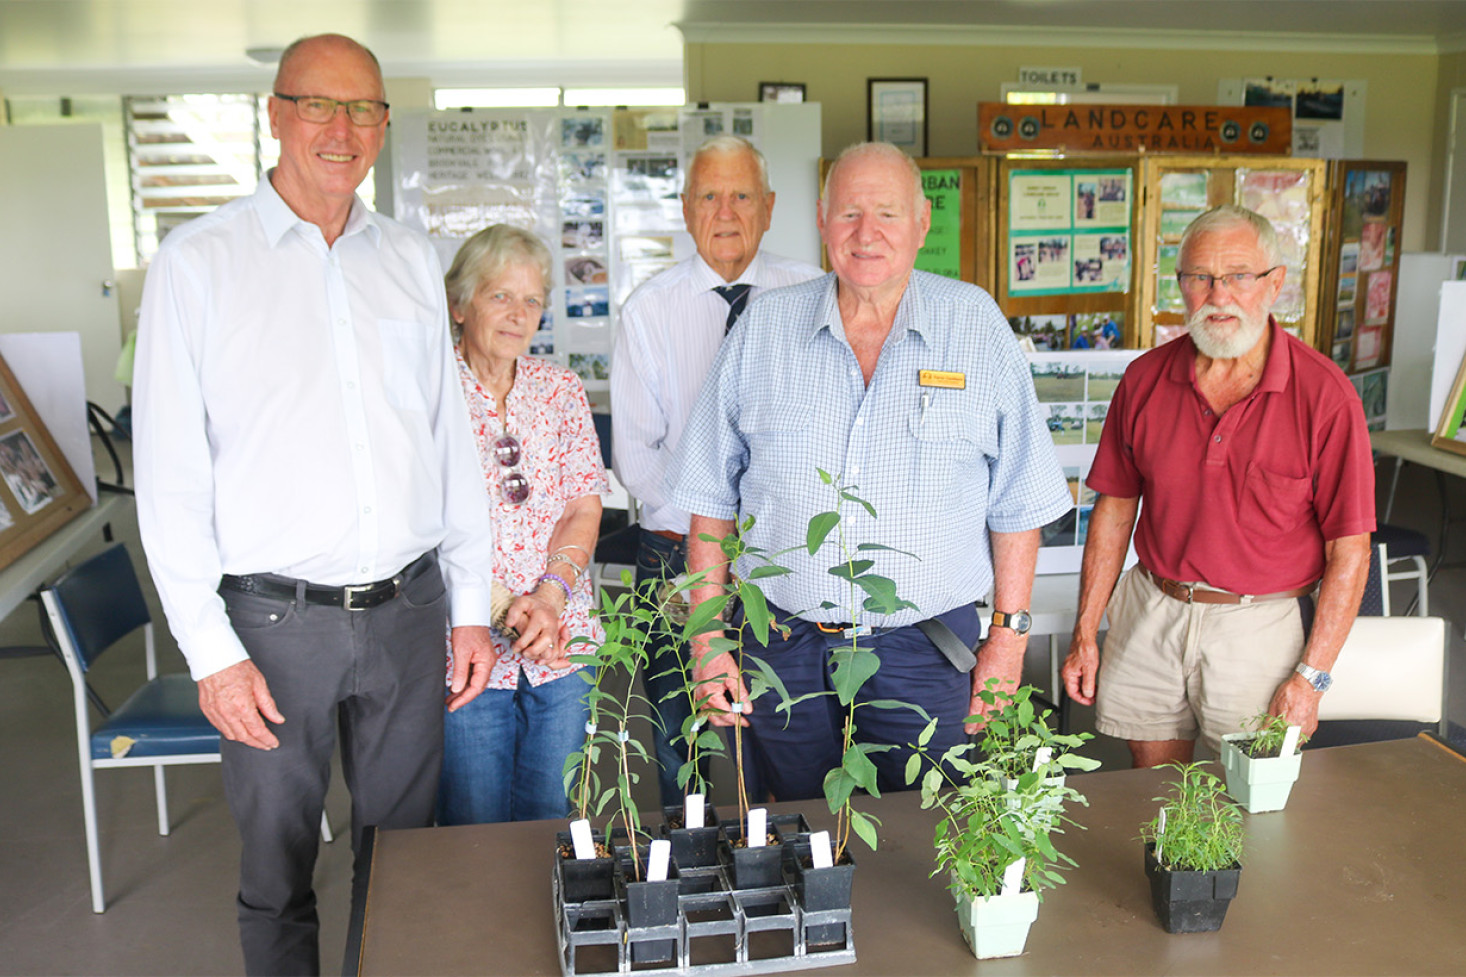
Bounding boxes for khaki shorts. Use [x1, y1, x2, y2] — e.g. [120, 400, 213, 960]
[1094, 565, 1308, 751]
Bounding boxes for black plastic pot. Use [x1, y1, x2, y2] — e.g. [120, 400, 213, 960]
[793, 848, 855, 947]
[621, 849, 680, 964]
[1144, 844, 1241, 934]
[555, 830, 615, 904]
[661, 803, 721, 869]
[723, 821, 783, 891]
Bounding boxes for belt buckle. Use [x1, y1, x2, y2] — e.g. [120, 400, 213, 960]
[1178, 582, 1195, 604]
[343, 583, 376, 612]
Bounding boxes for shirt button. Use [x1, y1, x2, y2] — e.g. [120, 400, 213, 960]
[1214, 435, 1222, 443]
[346, 380, 356, 390]
[360, 566, 369, 575]
[856, 417, 865, 426]
[363, 506, 373, 514]
[355, 443, 365, 452]
[851, 465, 861, 475]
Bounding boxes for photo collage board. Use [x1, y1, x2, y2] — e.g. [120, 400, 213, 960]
[1330, 167, 1402, 375]
[1007, 167, 1132, 298]
[1029, 349, 1145, 575]
[392, 106, 765, 394]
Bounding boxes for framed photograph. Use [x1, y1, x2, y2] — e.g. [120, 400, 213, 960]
[1432, 353, 1466, 456]
[0, 353, 90, 572]
[758, 82, 806, 104]
[867, 77, 928, 157]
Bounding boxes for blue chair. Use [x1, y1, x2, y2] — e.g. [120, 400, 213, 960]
[39, 543, 333, 913]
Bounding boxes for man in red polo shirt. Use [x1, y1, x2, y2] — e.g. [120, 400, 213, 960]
[1061, 204, 1374, 768]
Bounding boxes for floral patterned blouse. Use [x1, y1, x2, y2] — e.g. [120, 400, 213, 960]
[454, 349, 609, 688]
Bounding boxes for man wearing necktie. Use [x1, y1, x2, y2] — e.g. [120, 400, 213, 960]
[610, 136, 821, 805]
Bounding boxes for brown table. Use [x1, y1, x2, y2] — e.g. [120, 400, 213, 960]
[351, 736, 1466, 976]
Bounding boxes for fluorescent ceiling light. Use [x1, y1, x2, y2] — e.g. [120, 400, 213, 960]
[435, 88, 562, 109]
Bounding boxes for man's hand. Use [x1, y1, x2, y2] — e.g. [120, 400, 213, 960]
[447, 625, 498, 712]
[1061, 632, 1101, 706]
[505, 594, 568, 666]
[691, 640, 749, 728]
[966, 629, 1025, 734]
[198, 660, 283, 750]
[1268, 673, 1323, 738]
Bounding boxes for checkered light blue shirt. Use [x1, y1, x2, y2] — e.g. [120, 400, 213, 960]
[669, 271, 1072, 626]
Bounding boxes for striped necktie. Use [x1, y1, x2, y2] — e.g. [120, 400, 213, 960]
[713, 283, 753, 334]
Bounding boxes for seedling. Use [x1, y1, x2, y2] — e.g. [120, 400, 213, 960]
[1140, 761, 1244, 872]
[1238, 712, 1306, 759]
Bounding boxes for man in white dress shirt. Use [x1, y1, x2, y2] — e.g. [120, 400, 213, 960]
[610, 136, 821, 805]
[134, 34, 497, 976]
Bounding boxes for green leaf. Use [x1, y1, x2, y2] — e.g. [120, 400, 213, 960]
[682, 593, 730, 641]
[823, 767, 857, 813]
[746, 564, 793, 580]
[849, 809, 880, 851]
[839, 490, 878, 520]
[817, 468, 833, 485]
[738, 581, 773, 645]
[827, 560, 876, 580]
[842, 742, 880, 793]
[806, 511, 840, 555]
[856, 542, 920, 560]
[851, 573, 918, 615]
[830, 645, 881, 705]
[904, 753, 922, 784]
[917, 716, 938, 748]
[863, 698, 931, 721]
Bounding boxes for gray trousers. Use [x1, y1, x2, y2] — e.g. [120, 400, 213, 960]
[219, 554, 448, 976]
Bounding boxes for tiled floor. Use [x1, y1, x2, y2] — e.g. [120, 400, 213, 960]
[1, 441, 1461, 975]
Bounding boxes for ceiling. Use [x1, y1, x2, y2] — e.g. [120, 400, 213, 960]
[3, 0, 1466, 95]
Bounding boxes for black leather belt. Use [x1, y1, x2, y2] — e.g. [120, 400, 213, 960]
[220, 554, 429, 612]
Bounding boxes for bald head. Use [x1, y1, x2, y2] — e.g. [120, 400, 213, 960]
[274, 34, 384, 100]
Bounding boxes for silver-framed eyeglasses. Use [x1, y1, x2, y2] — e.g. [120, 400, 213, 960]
[1176, 266, 1280, 294]
[273, 93, 389, 126]
[492, 433, 531, 505]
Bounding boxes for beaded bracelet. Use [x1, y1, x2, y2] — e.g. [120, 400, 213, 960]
[537, 572, 573, 603]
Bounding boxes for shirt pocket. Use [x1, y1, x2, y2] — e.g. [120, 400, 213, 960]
[907, 403, 981, 490]
[377, 318, 430, 412]
[1238, 461, 1313, 535]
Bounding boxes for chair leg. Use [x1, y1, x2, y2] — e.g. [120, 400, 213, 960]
[79, 760, 105, 913]
[154, 765, 170, 836]
[320, 810, 334, 844]
[1411, 555, 1429, 616]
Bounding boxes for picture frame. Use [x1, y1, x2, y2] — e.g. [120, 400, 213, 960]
[0, 353, 91, 572]
[1432, 353, 1466, 456]
[867, 77, 928, 157]
[758, 82, 806, 104]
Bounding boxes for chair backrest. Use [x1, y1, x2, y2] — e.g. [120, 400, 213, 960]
[1357, 542, 1386, 616]
[592, 412, 613, 471]
[44, 544, 151, 673]
[1317, 615, 1445, 724]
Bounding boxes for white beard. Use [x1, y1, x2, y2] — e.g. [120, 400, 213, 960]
[1187, 303, 1268, 360]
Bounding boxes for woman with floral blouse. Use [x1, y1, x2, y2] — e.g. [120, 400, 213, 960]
[437, 224, 608, 824]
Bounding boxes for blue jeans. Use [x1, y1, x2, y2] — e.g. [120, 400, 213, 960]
[745, 603, 979, 802]
[437, 668, 591, 824]
[635, 531, 713, 806]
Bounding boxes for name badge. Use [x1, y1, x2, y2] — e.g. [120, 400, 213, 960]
[919, 369, 966, 390]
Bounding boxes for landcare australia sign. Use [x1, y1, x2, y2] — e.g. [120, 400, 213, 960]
[978, 103, 1292, 155]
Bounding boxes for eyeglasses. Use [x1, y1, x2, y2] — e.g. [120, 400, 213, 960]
[1176, 266, 1280, 294]
[273, 93, 389, 127]
[492, 433, 531, 505]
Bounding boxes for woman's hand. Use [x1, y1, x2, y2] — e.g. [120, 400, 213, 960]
[504, 590, 571, 669]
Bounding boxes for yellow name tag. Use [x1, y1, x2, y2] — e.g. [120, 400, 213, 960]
[919, 370, 966, 390]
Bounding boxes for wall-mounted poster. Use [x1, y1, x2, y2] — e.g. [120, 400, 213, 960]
[1008, 168, 1131, 296]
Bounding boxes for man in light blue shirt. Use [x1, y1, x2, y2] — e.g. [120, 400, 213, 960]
[670, 142, 1070, 801]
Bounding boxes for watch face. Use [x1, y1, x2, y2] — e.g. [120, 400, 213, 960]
[995, 610, 1032, 634]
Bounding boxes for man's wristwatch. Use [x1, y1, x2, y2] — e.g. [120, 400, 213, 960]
[1294, 662, 1332, 693]
[990, 609, 1032, 635]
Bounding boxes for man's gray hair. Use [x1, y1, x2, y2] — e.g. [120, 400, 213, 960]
[683, 135, 771, 195]
[819, 142, 925, 219]
[1179, 204, 1281, 267]
[274, 34, 384, 94]
[443, 224, 553, 339]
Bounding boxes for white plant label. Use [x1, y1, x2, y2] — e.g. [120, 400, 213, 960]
[1032, 746, 1053, 772]
[570, 818, 595, 860]
[685, 793, 706, 829]
[747, 808, 768, 847]
[648, 839, 671, 882]
[1282, 725, 1302, 755]
[1155, 807, 1167, 863]
[1001, 857, 1026, 896]
[810, 830, 834, 869]
[730, 701, 748, 715]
